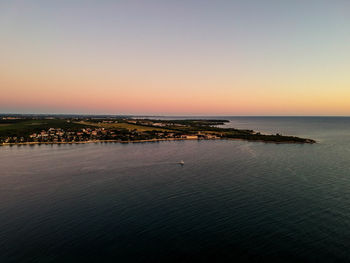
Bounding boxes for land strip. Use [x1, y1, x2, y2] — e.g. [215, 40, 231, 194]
[0, 116, 316, 145]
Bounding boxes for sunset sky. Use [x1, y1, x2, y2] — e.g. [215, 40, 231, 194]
[1, 0, 349, 115]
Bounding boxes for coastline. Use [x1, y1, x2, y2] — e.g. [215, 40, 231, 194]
[0, 138, 199, 147]
[225, 138, 316, 144]
[0, 137, 315, 147]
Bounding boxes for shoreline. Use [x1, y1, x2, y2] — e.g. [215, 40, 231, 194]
[0, 137, 315, 147]
[225, 138, 316, 144]
[0, 138, 199, 147]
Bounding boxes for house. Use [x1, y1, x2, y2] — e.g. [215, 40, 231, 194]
[181, 135, 198, 139]
[205, 134, 218, 139]
[152, 123, 166, 127]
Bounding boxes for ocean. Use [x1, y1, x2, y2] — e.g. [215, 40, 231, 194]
[1, 117, 350, 262]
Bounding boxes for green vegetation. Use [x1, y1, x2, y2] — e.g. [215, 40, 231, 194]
[224, 133, 315, 143]
[0, 119, 93, 138]
[78, 121, 169, 132]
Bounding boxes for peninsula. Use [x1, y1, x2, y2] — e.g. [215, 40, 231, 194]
[0, 115, 316, 146]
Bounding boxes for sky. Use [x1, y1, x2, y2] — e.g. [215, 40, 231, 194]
[1, 0, 349, 115]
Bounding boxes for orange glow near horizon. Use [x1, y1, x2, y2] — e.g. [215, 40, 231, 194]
[1, 1, 350, 115]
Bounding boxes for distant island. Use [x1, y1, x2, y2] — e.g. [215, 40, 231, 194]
[0, 115, 316, 146]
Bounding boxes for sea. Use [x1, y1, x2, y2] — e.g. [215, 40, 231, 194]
[1, 117, 350, 262]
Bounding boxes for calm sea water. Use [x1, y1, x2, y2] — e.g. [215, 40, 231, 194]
[1, 117, 350, 262]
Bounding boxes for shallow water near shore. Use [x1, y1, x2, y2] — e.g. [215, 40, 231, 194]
[1, 117, 350, 262]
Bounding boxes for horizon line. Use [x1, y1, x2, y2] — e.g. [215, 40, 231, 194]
[1, 113, 350, 118]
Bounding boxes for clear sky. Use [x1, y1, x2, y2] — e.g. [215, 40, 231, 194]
[1, 0, 349, 115]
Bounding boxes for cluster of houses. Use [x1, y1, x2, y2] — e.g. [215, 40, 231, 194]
[1, 124, 220, 144]
[25, 127, 118, 142]
[181, 134, 219, 140]
[0, 128, 113, 144]
[2, 117, 22, 120]
[126, 120, 187, 128]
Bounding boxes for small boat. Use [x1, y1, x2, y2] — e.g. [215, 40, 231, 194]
[179, 160, 185, 165]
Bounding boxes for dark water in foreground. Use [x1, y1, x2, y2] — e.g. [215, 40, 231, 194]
[1, 117, 350, 262]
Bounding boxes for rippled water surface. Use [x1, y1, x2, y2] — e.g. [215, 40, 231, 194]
[1, 117, 350, 262]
